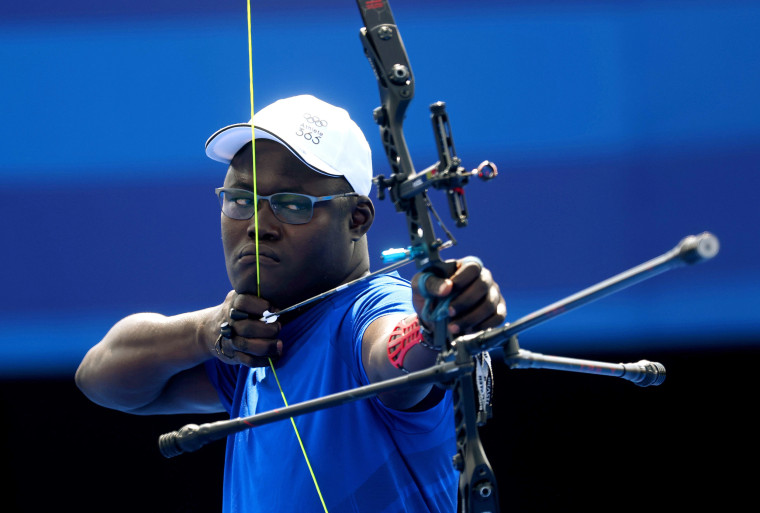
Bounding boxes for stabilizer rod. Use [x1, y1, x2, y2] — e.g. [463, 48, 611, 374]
[452, 232, 719, 356]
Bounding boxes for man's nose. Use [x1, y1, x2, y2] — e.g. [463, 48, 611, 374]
[247, 198, 281, 239]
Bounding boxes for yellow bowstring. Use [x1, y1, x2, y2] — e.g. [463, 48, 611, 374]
[247, 3, 328, 511]
[246, 0, 260, 297]
[268, 359, 330, 513]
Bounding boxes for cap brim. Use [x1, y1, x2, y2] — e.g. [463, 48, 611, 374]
[204, 124, 340, 179]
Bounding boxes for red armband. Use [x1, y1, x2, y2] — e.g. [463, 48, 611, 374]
[386, 315, 438, 373]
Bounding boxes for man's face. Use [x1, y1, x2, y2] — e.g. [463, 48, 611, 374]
[221, 140, 361, 309]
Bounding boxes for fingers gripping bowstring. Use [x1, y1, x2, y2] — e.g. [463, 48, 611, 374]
[245, 3, 328, 512]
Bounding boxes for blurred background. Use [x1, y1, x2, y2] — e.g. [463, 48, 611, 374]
[1, 0, 757, 511]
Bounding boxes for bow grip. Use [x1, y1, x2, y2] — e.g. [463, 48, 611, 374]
[416, 259, 458, 349]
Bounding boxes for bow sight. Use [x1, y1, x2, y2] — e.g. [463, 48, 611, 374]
[373, 100, 498, 228]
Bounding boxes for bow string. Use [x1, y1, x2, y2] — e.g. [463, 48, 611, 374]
[245, 3, 329, 511]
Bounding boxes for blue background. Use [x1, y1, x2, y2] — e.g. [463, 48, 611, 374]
[1, 1, 758, 512]
[2, 0, 757, 377]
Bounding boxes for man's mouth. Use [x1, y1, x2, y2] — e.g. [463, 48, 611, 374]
[239, 245, 280, 263]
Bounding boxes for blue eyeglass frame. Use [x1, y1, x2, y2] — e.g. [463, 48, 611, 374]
[215, 187, 359, 224]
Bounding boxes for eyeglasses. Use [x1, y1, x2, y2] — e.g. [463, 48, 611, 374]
[215, 187, 359, 225]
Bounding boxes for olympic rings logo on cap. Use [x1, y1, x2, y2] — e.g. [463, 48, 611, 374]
[303, 113, 328, 127]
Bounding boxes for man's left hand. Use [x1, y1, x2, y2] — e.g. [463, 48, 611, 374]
[411, 257, 507, 336]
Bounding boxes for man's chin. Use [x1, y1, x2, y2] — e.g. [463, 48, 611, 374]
[231, 275, 267, 299]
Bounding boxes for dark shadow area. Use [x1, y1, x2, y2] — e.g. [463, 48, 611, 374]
[2, 341, 755, 512]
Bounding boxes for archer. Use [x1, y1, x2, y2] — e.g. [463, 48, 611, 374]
[75, 94, 507, 513]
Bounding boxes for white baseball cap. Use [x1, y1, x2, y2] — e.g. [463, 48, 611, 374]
[205, 95, 372, 196]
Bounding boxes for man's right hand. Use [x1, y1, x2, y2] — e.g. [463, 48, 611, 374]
[211, 290, 283, 367]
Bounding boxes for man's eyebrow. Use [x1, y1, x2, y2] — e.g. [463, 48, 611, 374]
[231, 183, 312, 195]
[227, 180, 253, 190]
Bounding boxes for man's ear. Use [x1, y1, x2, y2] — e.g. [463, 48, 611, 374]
[349, 196, 375, 240]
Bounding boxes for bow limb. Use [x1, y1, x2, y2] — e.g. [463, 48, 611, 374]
[356, 2, 500, 512]
[357, 0, 458, 348]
